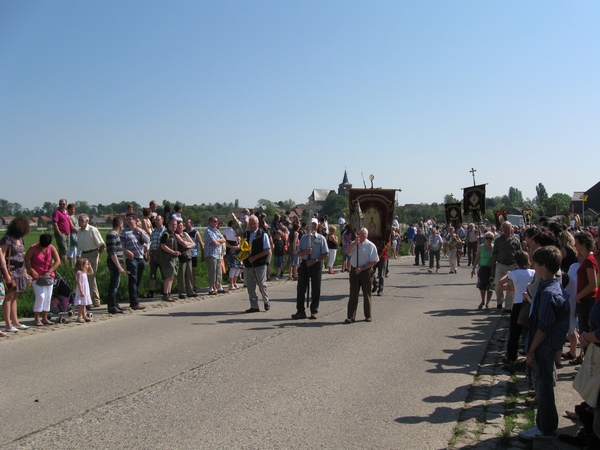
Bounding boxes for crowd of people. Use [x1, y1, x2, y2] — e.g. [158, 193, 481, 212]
[415, 216, 600, 445]
[2, 200, 600, 444]
[0, 201, 360, 333]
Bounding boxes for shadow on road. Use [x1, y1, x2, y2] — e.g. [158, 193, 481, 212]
[424, 313, 499, 376]
[394, 405, 461, 425]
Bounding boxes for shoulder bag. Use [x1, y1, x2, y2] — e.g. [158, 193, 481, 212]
[573, 343, 600, 408]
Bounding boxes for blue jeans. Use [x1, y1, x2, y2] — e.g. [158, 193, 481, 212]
[106, 258, 122, 310]
[534, 345, 558, 435]
[126, 258, 146, 307]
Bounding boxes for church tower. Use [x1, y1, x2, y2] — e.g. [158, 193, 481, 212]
[338, 170, 352, 198]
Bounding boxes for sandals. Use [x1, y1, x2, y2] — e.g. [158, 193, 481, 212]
[562, 351, 576, 360]
[478, 302, 484, 310]
[569, 356, 583, 365]
[77, 318, 85, 323]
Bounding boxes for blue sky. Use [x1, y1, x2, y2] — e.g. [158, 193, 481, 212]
[1, 1, 598, 210]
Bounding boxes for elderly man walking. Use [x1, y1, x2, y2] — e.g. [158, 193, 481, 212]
[242, 215, 271, 313]
[77, 214, 105, 307]
[491, 221, 522, 310]
[345, 227, 379, 323]
[292, 218, 328, 320]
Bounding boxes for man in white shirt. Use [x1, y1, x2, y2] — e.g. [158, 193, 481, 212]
[345, 227, 379, 323]
[77, 214, 106, 307]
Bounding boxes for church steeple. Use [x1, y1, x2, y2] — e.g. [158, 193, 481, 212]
[338, 170, 352, 198]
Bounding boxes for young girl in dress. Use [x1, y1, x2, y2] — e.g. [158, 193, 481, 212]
[74, 258, 93, 323]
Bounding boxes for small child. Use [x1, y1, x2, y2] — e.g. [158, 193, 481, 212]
[498, 250, 535, 367]
[74, 258, 93, 323]
[520, 246, 570, 440]
[272, 231, 285, 279]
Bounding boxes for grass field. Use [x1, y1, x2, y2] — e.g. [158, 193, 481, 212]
[3, 228, 370, 320]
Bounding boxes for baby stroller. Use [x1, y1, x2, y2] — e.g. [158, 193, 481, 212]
[48, 272, 93, 323]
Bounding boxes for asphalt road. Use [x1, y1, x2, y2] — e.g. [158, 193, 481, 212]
[0, 256, 501, 449]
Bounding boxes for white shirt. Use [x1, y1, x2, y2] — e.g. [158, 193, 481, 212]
[349, 239, 379, 268]
[507, 268, 535, 304]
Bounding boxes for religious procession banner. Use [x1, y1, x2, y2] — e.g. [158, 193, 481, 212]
[348, 188, 396, 254]
[444, 203, 463, 229]
[494, 210, 508, 228]
[522, 209, 533, 226]
[463, 184, 486, 222]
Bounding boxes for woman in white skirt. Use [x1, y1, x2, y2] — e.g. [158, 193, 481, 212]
[24, 234, 61, 326]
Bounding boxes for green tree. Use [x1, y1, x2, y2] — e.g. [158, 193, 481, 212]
[41, 201, 57, 215]
[75, 201, 93, 215]
[256, 199, 273, 209]
[277, 199, 296, 211]
[443, 194, 459, 204]
[508, 187, 523, 206]
[322, 193, 348, 220]
[535, 183, 548, 206]
[542, 193, 571, 216]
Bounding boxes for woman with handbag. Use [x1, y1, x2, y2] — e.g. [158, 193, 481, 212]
[0, 217, 31, 333]
[24, 233, 61, 326]
[576, 300, 600, 440]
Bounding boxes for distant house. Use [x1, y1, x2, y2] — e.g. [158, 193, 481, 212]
[39, 215, 51, 227]
[292, 206, 303, 219]
[308, 189, 335, 207]
[1, 216, 14, 226]
[571, 183, 600, 219]
[29, 217, 39, 227]
[90, 215, 112, 227]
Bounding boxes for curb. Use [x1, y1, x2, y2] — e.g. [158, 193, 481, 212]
[450, 313, 582, 449]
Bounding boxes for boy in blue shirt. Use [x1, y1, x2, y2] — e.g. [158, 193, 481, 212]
[520, 246, 570, 440]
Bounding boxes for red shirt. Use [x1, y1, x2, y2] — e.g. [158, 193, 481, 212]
[577, 253, 598, 301]
[52, 209, 71, 235]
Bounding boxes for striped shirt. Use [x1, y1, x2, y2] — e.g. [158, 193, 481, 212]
[106, 230, 123, 262]
[150, 226, 166, 252]
[204, 226, 224, 259]
[120, 228, 150, 259]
